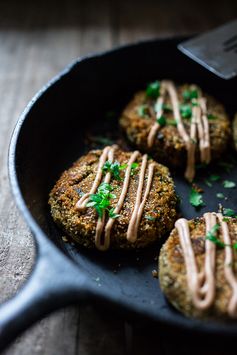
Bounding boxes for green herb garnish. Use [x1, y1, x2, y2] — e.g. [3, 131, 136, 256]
[102, 160, 123, 180]
[130, 162, 139, 175]
[206, 223, 225, 248]
[189, 187, 205, 208]
[167, 119, 177, 126]
[223, 180, 236, 189]
[145, 215, 156, 221]
[108, 208, 120, 219]
[146, 81, 160, 99]
[119, 162, 138, 176]
[206, 222, 237, 250]
[205, 179, 212, 187]
[182, 89, 198, 101]
[163, 103, 173, 112]
[223, 208, 236, 217]
[154, 102, 173, 114]
[157, 115, 166, 126]
[216, 192, 225, 199]
[180, 104, 192, 118]
[207, 114, 217, 120]
[86, 182, 116, 218]
[209, 174, 220, 182]
[137, 104, 149, 118]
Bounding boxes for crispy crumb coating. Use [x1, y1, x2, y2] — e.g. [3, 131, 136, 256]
[120, 84, 231, 168]
[159, 217, 237, 319]
[49, 148, 178, 250]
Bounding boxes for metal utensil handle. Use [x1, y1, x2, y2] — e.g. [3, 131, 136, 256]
[0, 237, 88, 352]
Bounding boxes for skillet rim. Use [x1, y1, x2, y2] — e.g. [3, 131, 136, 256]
[8, 36, 237, 337]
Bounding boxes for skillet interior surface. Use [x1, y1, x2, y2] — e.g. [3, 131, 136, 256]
[14, 37, 237, 335]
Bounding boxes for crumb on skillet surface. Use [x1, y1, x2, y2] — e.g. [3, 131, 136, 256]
[159, 216, 237, 319]
[49, 147, 178, 250]
[119, 83, 231, 169]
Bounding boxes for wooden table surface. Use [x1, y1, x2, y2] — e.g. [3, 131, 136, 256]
[0, 0, 237, 353]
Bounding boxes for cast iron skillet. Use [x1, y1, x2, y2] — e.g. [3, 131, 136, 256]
[1, 37, 237, 351]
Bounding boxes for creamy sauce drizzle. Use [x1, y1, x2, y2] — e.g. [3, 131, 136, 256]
[147, 80, 211, 181]
[76, 146, 155, 250]
[175, 213, 237, 317]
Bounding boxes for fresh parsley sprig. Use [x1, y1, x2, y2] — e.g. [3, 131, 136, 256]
[223, 208, 237, 218]
[180, 104, 192, 118]
[223, 180, 236, 189]
[189, 187, 205, 208]
[86, 182, 118, 219]
[206, 224, 225, 248]
[182, 89, 198, 101]
[102, 160, 123, 180]
[137, 104, 150, 118]
[206, 223, 237, 250]
[146, 81, 160, 99]
[102, 160, 138, 180]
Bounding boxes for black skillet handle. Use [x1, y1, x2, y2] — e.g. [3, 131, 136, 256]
[0, 234, 89, 352]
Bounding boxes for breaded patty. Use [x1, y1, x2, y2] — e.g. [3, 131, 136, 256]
[120, 82, 231, 169]
[159, 216, 237, 319]
[49, 147, 177, 250]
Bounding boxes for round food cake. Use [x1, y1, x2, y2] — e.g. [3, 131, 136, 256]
[159, 212, 237, 319]
[120, 80, 231, 181]
[49, 145, 177, 251]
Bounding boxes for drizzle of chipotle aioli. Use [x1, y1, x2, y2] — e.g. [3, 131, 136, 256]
[147, 80, 211, 181]
[76, 146, 155, 250]
[175, 213, 237, 317]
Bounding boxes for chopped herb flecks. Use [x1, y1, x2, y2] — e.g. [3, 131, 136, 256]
[145, 215, 156, 221]
[209, 174, 220, 182]
[206, 223, 225, 248]
[207, 114, 217, 120]
[223, 208, 236, 217]
[189, 187, 205, 208]
[180, 104, 192, 118]
[167, 119, 177, 126]
[137, 104, 150, 118]
[216, 193, 225, 199]
[223, 180, 236, 189]
[162, 103, 173, 112]
[102, 160, 138, 180]
[182, 89, 198, 101]
[102, 160, 123, 180]
[157, 115, 166, 126]
[206, 222, 237, 250]
[205, 179, 212, 187]
[146, 81, 160, 99]
[108, 208, 120, 219]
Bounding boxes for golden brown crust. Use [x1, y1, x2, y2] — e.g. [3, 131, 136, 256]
[49, 147, 177, 250]
[120, 84, 231, 168]
[159, 217, 237, 319]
